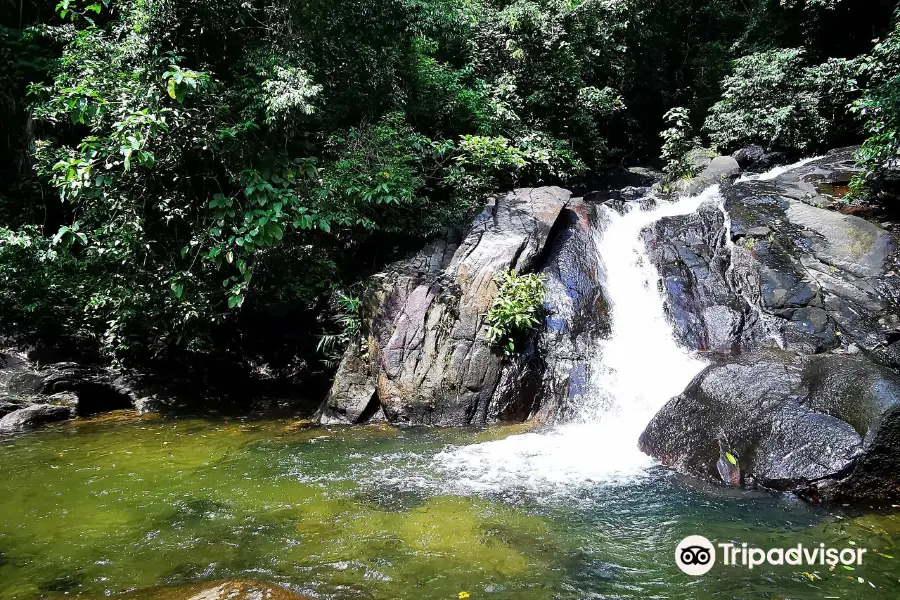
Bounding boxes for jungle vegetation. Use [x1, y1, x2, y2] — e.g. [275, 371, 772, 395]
[0, 0, 897, 382]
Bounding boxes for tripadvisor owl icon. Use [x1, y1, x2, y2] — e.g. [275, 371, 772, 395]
[676, 535, 716, 575]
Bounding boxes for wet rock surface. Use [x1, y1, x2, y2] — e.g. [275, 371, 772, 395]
[120, 580, 313, 600]
[640, 147, 900, 502]
[0, 403, 75, 431]
[319, 187, 610, 426]
[0, 350, 158, 432]
[640, 350, 900, 502]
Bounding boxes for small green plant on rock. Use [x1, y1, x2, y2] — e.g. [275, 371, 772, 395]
[317, 293, 364, 366]
[484, 270, 548, 355]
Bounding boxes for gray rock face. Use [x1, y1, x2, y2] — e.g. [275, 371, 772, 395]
[639, 350, 900, 502]
[0, 404, 75, 432]
[0, 350, 153, 433]
[731, 145, 765, 169]
[319, 187, 611, 426]
[645, 147, 898, 360]
[639, 147, 900, 502]
[673, 155, 741, 196]
[512, 200, 610, 421]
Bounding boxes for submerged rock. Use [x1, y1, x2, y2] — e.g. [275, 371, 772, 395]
[120, 580, 312, 600]
[319, 187, 610, 426]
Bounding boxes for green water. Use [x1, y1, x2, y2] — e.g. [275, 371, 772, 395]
[1, 413, 899, 599]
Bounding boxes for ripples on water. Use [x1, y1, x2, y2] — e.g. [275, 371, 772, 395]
[2, 417, 898, 600]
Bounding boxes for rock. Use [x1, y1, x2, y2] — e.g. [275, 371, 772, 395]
[0, 395, 30, 418]
[686, 148, 714, 172]
[119, 580, 312, 600]
[0, 351, 158, 429]
[673, 155, 741, 196]
[645, 147, 898, 361]
[639, 350, 900, 502]
[0, 404, 74, 432]
[586, 166, 662, 194]
[47, 392, 79, 407]
[641, 147, 900, 502]
[319, 187, 572, 425]
[731, 145, 765, 169]
[644, 201, 762, 353]
[507, 199, 610, 421]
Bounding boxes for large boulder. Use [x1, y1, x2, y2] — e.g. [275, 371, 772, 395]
[643, 147, 899, 360]
[671, 155, 741, 196]
[501, 200, 610, 422]
[0, 350, 160, 433]
[318, 187, 611, 426]
[639, 350, 900, 502]
[731, 145, 765, 169]
[640, 147, 900, 502]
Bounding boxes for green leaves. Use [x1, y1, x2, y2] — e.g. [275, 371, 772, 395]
[162, 66, 211, 104]
[725, 451, 738, 466]
[484, 270, 548, 356]
[660, 107, 702, 180]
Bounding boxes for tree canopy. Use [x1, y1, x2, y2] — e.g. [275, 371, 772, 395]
[0, 0, 898, 377]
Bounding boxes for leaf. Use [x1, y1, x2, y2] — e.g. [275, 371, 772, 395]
[725, 452, 737, 465]
[318, 219, 331, 233]
[167, 78, 177, 100]
[227, 294, 242, 309]
[842, 565, 856, 571]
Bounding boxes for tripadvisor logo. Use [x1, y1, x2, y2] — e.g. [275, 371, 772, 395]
[676, 535, 716, 575]
[675, 535, 868, 576]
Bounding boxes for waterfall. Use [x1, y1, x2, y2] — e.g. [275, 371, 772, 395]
[433, 187, 721, 495]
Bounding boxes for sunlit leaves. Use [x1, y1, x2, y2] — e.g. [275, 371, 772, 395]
[484, 270, 548, 355]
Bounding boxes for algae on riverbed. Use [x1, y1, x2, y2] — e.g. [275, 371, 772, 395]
[1, 414, 900, 600]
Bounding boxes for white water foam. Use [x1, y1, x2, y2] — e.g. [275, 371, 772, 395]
[431, 188, 721, 495]
[736, 156, 823, 183]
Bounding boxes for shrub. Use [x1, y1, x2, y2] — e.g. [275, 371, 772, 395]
[850, 8, 900, 198]
[660, 107, 702, 180]
[484, 269, 547, 355]
[704, 48, 859, 152]
[317, 293, 364, 366]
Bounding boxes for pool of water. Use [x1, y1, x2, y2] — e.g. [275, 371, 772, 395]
[1, 412, 898, 599]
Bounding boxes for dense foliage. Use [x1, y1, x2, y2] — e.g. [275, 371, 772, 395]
[850, 6, 900, 197]
[0, 0, 898, 379]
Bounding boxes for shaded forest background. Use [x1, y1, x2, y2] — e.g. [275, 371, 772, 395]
[0, 0, 898, 392]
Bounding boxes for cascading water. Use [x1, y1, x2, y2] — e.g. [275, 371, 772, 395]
[432, 187, 723, 496]
[736, 155, 822, 183]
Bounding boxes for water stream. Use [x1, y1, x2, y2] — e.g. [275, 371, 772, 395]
[431, 188, 715, 496]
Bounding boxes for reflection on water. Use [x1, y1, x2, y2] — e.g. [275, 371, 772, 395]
[0, 414, 898, 599]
